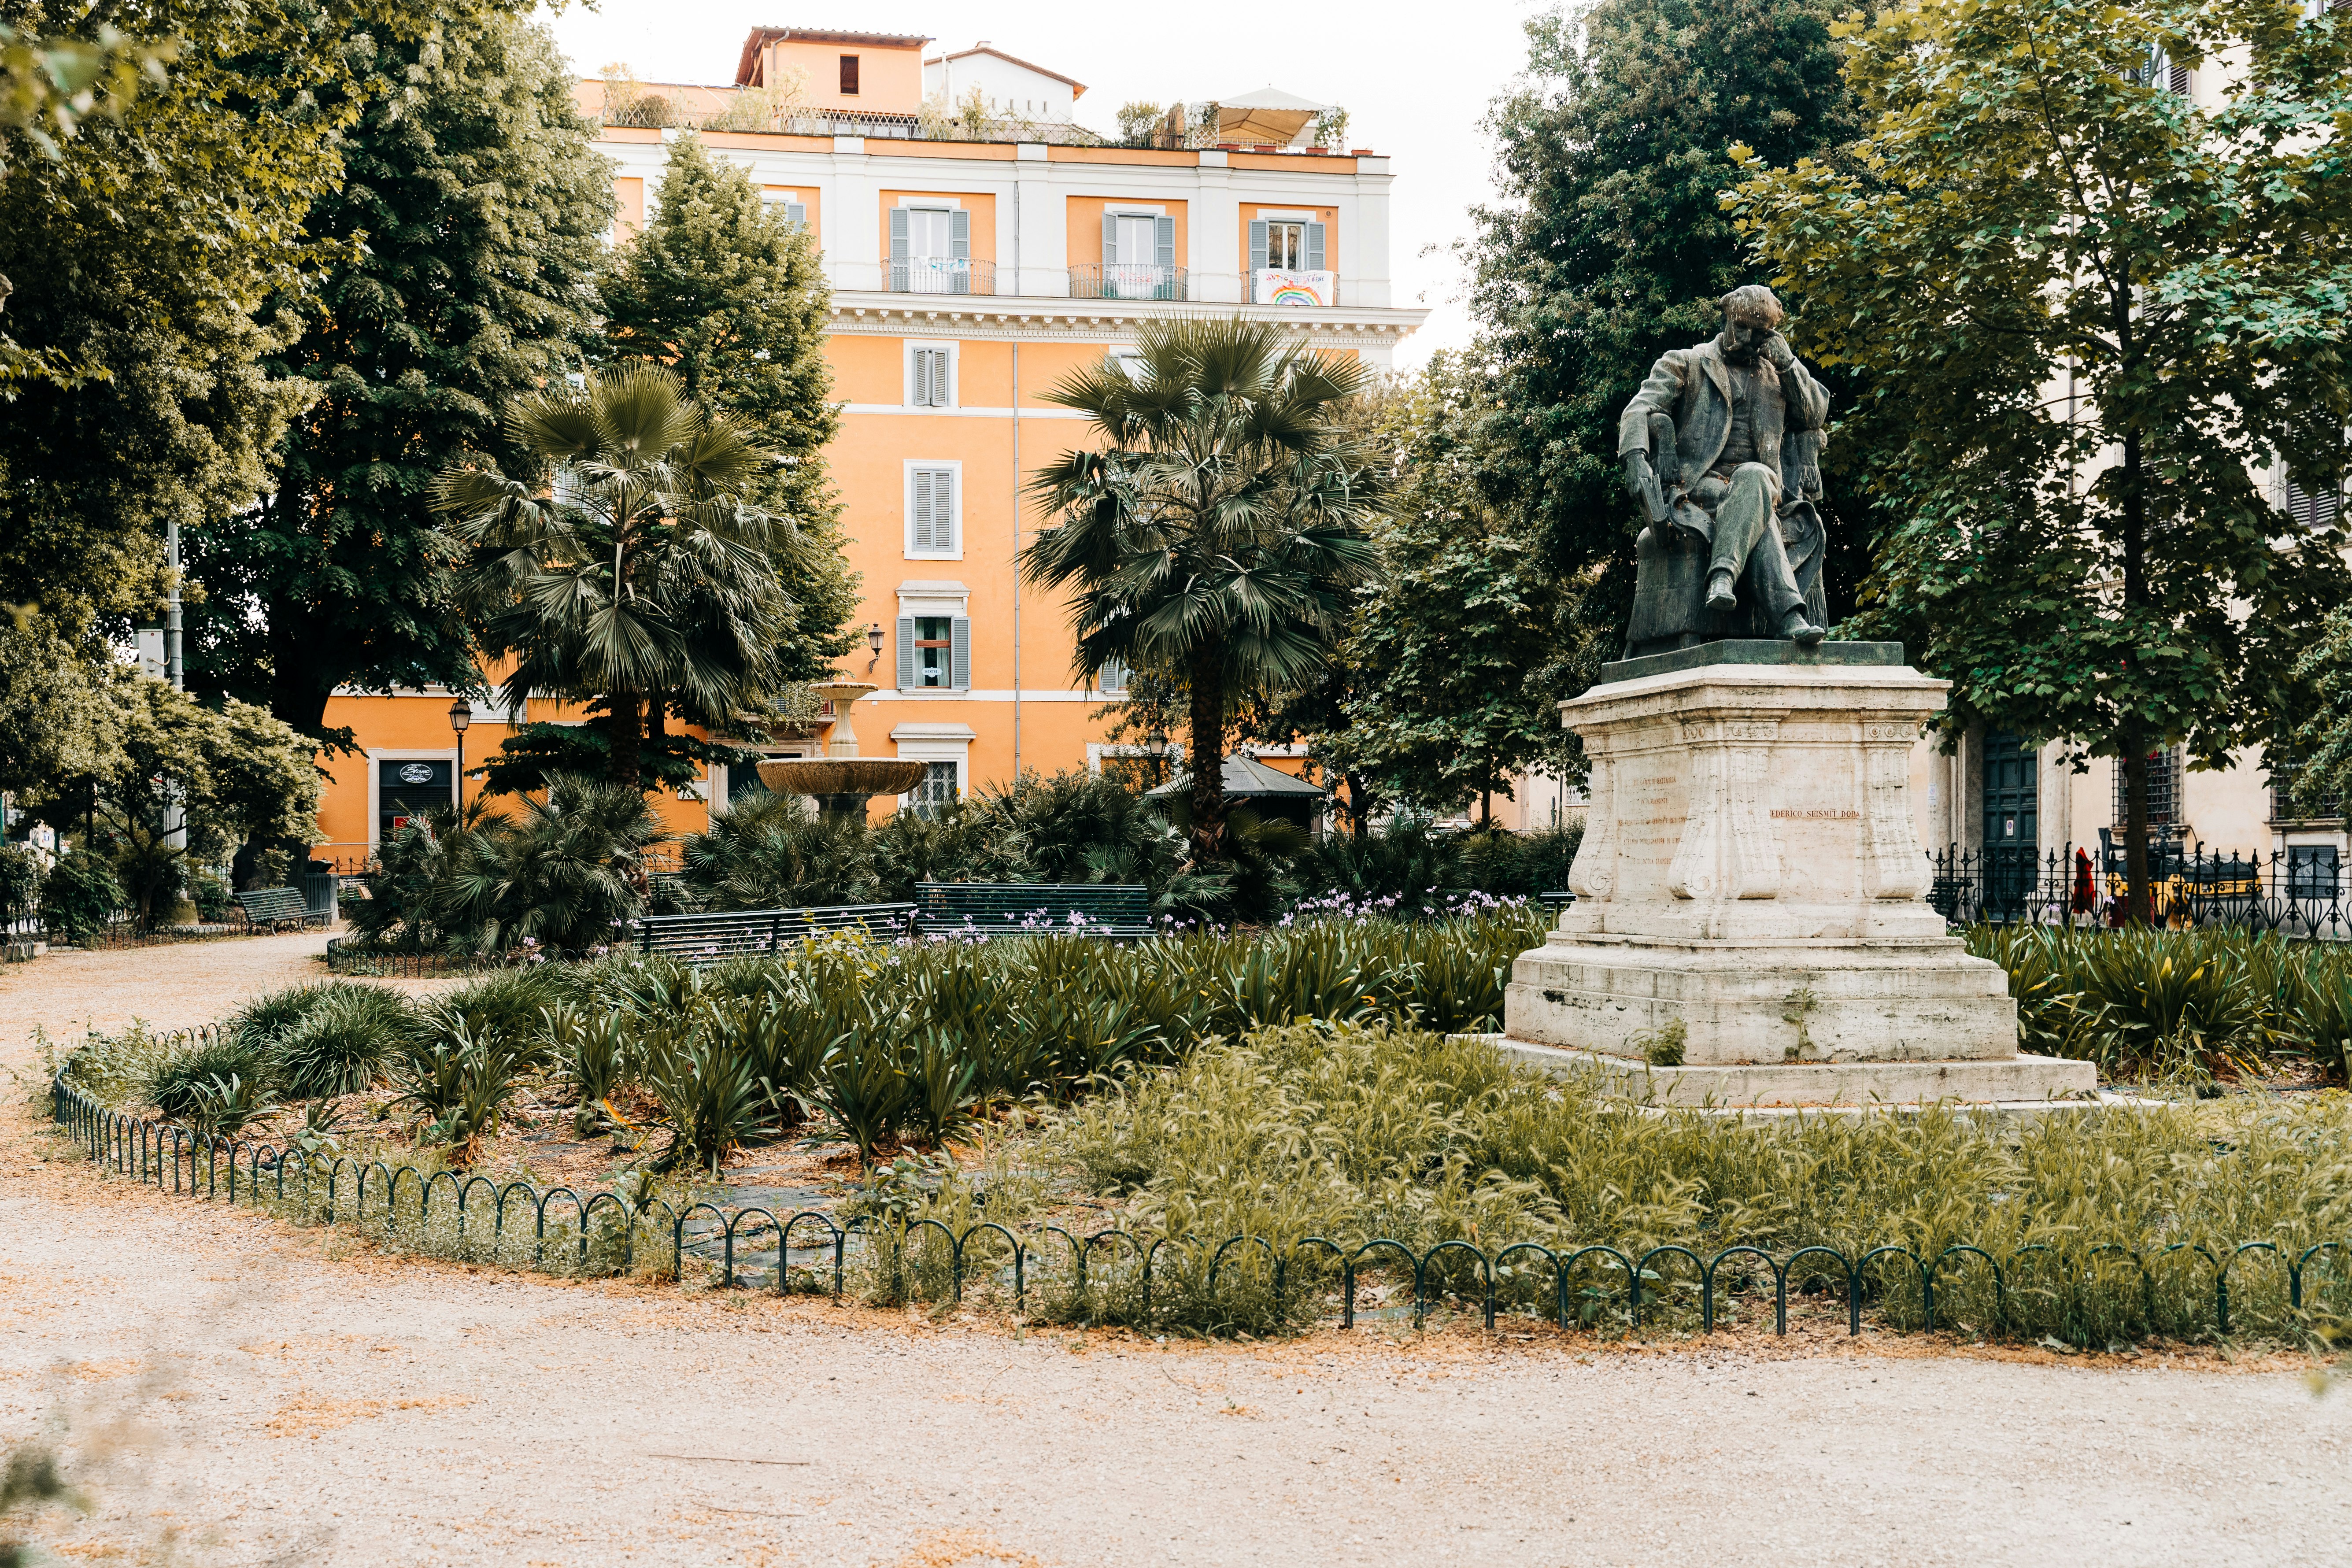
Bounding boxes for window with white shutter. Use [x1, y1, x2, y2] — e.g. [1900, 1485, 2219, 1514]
[910, 347, 951, 408]
[907, 464, 959, 557]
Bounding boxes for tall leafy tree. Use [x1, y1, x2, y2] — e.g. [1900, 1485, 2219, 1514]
[0, 0, 488, 662]
[601, 133, 858, 686]
[0, 14, 170, 383]
[1328, 352, 1583, 823]
[1465, 0, 1860, 695]
[436, 364, 791, 791]
[15, 668, 319, 925]
[1021, 316, 1383, 860]
[1732, 0, 2352, 917]
[182, 10, 613, 746]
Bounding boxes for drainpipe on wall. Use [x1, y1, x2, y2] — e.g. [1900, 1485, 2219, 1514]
[1011, 338, 1021, 780]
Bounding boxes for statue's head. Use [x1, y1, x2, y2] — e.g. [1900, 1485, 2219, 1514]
[1717, 285, 1784, 363]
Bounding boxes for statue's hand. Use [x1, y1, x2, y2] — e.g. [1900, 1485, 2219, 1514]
[1761, 332, 1798, 372]
[1623, 449, 1669, 524]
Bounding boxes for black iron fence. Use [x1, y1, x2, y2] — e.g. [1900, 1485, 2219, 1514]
[1928, 844, 2352, 937]
[48, 1070, 2352, 1346]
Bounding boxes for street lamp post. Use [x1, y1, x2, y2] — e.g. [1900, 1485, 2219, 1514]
[447, 699, 472, 814]
[1146, 728, 1169, 789]
[865, 621, 886, 674]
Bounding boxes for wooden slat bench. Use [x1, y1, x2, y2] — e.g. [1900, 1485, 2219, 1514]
[913, 883, 1154, 940]
[1539, 890, 1574, 911]
[235, 886, 326, 932]
[633, 902, 917, 963]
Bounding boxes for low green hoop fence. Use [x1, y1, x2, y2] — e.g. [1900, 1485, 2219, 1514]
[49, 1073, 2352, 1345]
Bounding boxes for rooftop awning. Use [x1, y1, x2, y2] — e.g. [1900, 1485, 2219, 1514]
[1146, 752, 1329, 799]
[1214, 86, 1332, 147]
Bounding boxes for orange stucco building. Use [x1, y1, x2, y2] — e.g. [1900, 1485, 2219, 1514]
[311, 26, 1424, 862]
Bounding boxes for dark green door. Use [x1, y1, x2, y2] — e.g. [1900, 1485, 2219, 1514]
[1982, 731, 2038, 917]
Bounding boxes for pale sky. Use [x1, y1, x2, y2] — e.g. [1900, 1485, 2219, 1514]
[539, 0, 1546, 367]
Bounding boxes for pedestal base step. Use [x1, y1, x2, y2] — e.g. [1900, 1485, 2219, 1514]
[1470, 1035, 2111, 1116]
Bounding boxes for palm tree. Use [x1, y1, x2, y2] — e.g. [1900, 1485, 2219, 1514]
[433, 364, 790, 789]
[349, 776, 666, 953]
[1021, 316, 1384, 861]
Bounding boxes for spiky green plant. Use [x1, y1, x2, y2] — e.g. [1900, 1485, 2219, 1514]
[274, 987, 417, 1098]
[146, 1034, 280, 1120]
[1964, 925, 2341, 1084]
[641, 1019, 773, 1175]
[387, 1023, 528, 1164]
[178, 1073, 280, 1141]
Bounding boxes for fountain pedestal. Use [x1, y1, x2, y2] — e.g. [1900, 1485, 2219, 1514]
[754, 682, 927, 822]
[1493, 643, 2097, 1113]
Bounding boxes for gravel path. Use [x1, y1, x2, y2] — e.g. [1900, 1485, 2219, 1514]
[1, 939, 2347, 1566]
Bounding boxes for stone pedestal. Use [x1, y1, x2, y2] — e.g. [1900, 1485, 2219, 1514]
[1501, 641, 2095, 1110]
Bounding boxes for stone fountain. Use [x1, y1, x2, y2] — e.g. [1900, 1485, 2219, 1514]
[754, 681, 927, 823]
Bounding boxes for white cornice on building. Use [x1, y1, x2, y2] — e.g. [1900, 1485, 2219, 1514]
[826, 292, 1426, 346]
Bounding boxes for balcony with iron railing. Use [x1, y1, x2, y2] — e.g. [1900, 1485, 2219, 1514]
[1068, 263, 1189, 302]
[884, 258, 996, 296]
[1246, 269, 1342, 307]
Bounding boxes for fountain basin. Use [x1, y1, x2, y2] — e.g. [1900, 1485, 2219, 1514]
[755, 758, 929, 799]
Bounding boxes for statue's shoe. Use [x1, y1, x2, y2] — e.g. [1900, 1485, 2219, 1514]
[1705, 572, 1738, 610]
[1781, 614, 1827, 647]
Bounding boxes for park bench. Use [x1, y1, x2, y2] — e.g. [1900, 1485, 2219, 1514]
[913, 882, 1154, 940]
[234, 885, 326, 932]
[1539, 891, 1574, 912]
[633, 902, 918, 963]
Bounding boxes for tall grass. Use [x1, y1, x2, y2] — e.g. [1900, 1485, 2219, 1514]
[1028, 1021, 2352, 1340]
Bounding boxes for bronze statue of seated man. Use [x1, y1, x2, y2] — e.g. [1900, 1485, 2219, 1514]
[1616, 285, 1833, 659]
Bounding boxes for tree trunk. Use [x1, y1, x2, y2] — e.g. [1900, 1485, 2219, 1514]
[2117, 366, 2152, 926]
[607, 691, 643, 792]
[1186, 641, 1226, 864]
[2121, 728, 2153, 928]
[1342, 770, 1376, 836]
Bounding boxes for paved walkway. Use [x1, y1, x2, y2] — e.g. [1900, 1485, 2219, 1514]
[0, 938, 2345, 1565]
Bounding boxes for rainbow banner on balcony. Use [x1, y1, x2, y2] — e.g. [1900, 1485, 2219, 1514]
[1254, 269, 1335, 307]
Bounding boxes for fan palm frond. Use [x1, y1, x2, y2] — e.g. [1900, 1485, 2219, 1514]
[1019, 315, 1387, 861]
[435, 366, 795, 790]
